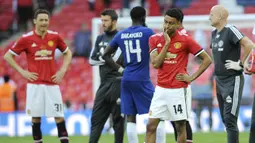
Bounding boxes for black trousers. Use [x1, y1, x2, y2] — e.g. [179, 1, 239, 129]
[216, 75, 244, 143]
[89, 79, 124, 143]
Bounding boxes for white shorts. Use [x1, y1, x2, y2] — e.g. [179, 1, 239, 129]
[149, 85, 192, 121]
[26, 83, 64, 117]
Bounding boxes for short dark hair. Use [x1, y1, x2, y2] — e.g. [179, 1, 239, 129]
[34, 9, 50, 19]
[101, 9, 118, 21]
[175, 8, 184, 23]
[130, 6, 146, 22]
[165, 8, 182, 22]
[3, 74, 10, 83]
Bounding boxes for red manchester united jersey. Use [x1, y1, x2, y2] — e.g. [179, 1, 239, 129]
[9, 30, 68, 85]
[149, 30, 203, 88]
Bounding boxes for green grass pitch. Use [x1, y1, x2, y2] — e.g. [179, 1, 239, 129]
[0, 132, 249, 143]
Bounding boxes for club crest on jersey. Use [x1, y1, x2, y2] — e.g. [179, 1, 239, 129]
[48, 40, 54, 47]
[218, 40, 224, 47]
[174, 42, 182, 49]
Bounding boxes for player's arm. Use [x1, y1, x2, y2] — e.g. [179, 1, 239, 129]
[4, 41, 38, 81]
[52, 35, 72, 83]
[225, 26, 252, 71]
[52, 49, 72, 84]
[4, 52, 23, 74]
[176, 51, 212, 82]
[60, 49, 72, 73]
[240, 37, 254, 64]
[150, 32, 170, 69]
[190, 51, 212, 81]
[176, 36, 212, 82]
[102, 46, 123, 73]
[102, 33, 124, 73]
[89, 35, 105, 66]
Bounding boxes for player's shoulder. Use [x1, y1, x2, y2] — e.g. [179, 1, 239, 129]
[47, 30, 63, 39]
[21, 31, 34, 38]
[47, 30, 59, 35]
[224, 24, 241, 33]
[47, 30, 60, 38]
[176, 30, 189, 37]
[178, 28, 189, 35]
[97, 33, 105, 38]
[138, 26, 152, 30]
[150, 33, 163, 38]
[225, 24, 236, 29]
[139, 26, 154, 34]
[211, 28, 217, 33]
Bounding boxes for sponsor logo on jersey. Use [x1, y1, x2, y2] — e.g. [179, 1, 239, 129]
[165, 52, 177, 59]
[48, 40, 54, 47]
[35, 50, 52, 57]
[35, 50, 53, 60]
[174, 42, 182, 49]
[164, 60, 177, 64]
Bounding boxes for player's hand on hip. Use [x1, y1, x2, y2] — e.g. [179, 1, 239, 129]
[244, 61, 253, 75]
[225, 60, 243, 71]
[176, 73, 192, 83]
[52, 70, 65, 84]
[20, 70, 38, 81]
[163, 30, 171, 44]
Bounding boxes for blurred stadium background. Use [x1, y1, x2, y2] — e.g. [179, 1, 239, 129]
[0, 0, 255, 142]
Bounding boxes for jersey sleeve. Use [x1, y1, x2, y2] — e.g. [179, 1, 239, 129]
[89, 35, 105, 65]
[228, 26, 244, 44]
[149, 35, 158, 53]
[109, 32, 120, 50]
[57, 34, 68, 53]
[9, 37, 26, 56]
[187, 36, 204, 57]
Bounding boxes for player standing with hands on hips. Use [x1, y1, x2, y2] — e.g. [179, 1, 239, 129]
[145, 8, 212, 143]
[209, 5, 254, 143]
[4, 9, 71, 143]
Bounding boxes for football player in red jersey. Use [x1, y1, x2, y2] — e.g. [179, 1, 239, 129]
[167, 8, 194, 143]
[4, 9, 72, 143]
[145, 8, 212, 143]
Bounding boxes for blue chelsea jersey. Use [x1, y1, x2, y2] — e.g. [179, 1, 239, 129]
[109, 26, 154, 81]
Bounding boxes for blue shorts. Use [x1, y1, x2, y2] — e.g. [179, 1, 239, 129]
[121, 80, 154, 115]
